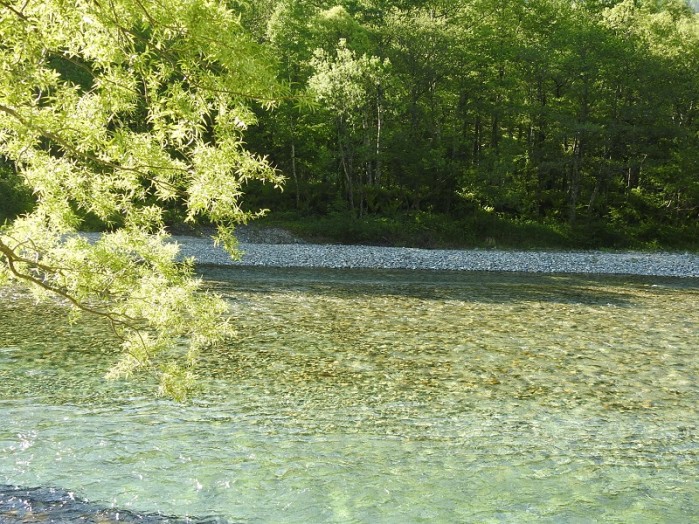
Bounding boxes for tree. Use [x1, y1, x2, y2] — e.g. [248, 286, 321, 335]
[309, 38, 389, 214]
[262, 0, 324, 212]
[0, 0, 284, 398]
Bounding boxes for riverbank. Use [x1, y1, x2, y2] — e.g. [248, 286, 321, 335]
[76, 228, 699, 277]
[173, 231, 699, 277]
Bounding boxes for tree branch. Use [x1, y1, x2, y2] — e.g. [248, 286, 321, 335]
[0, 102, 187, 194]
[0, 0, 31, 21]
[0, 237, 138, 337]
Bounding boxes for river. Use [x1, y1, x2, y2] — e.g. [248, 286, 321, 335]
[1, 268, 698, 522]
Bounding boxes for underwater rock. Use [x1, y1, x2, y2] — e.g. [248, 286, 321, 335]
[0, 485, 227, 523]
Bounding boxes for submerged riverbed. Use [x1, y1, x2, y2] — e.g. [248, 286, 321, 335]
[1, 268, 698, 522]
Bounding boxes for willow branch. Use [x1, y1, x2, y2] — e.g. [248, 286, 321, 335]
[0, 103, 187, 192]
[98, 5, 285, 103]
[0, 236, 71, 274]
[0, 238, 138, 337]
[0, 0, 30, 21]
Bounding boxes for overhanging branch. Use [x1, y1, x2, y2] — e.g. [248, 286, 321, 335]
[0, 237, 138, 337]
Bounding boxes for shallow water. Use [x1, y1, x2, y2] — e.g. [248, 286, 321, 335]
[1, 268, 698, 522]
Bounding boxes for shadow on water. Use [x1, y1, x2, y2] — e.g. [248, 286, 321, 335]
[198, 266, 699, 307]
[0, 485, 227, 523]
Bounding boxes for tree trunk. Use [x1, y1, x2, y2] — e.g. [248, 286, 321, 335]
[375, 85, 383, 186]
[473, 115, 481, 166]
[568, 135, 582, 223]
[338, 121, 354, 211]
[289, 116, 300, 209]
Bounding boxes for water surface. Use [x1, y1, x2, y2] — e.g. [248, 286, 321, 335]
[1, 268, 698, 522]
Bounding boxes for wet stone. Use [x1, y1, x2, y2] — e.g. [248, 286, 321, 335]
[0, 485, 227, 524]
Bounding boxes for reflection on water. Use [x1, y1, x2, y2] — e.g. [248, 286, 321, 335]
[1, 268, 698, 522]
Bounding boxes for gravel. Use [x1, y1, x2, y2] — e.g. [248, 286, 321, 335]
[172, 230, 699, 278]
[77, 227, 699, 277]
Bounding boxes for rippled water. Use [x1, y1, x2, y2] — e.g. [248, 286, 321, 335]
[1, 268, 698, 522]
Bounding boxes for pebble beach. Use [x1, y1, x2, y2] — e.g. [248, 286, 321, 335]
[172, 226, 699, 278]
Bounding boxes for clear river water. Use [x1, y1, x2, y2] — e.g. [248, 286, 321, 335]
[1, 267, 698, 523]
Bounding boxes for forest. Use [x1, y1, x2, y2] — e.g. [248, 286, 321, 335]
[2, 0, 699, 248]
[244, 0, 699, 248]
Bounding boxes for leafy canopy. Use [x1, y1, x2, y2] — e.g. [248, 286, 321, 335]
[0, 0, 285, 398]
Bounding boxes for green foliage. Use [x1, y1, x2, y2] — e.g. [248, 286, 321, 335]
[309, 40, 388, 126]
[0, 162, 34, 223]
[0, 0, 284, 397]
[263, 209, 576, 249]
[247, 0, 698, 247]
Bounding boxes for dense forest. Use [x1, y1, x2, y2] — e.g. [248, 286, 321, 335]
[2, 0, 698, 248]
[242, 0, 699, 247]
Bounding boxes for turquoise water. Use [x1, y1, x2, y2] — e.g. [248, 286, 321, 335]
[1, 268, 698, 522]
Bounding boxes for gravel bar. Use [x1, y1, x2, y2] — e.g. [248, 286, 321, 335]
[173, 236, 699, 277]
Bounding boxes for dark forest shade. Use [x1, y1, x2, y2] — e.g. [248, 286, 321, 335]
[241, 0, 699, 247]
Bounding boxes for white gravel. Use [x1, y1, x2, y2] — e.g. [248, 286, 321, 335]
[173, 235, 699, 277]
[77, 228, 699, 277]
